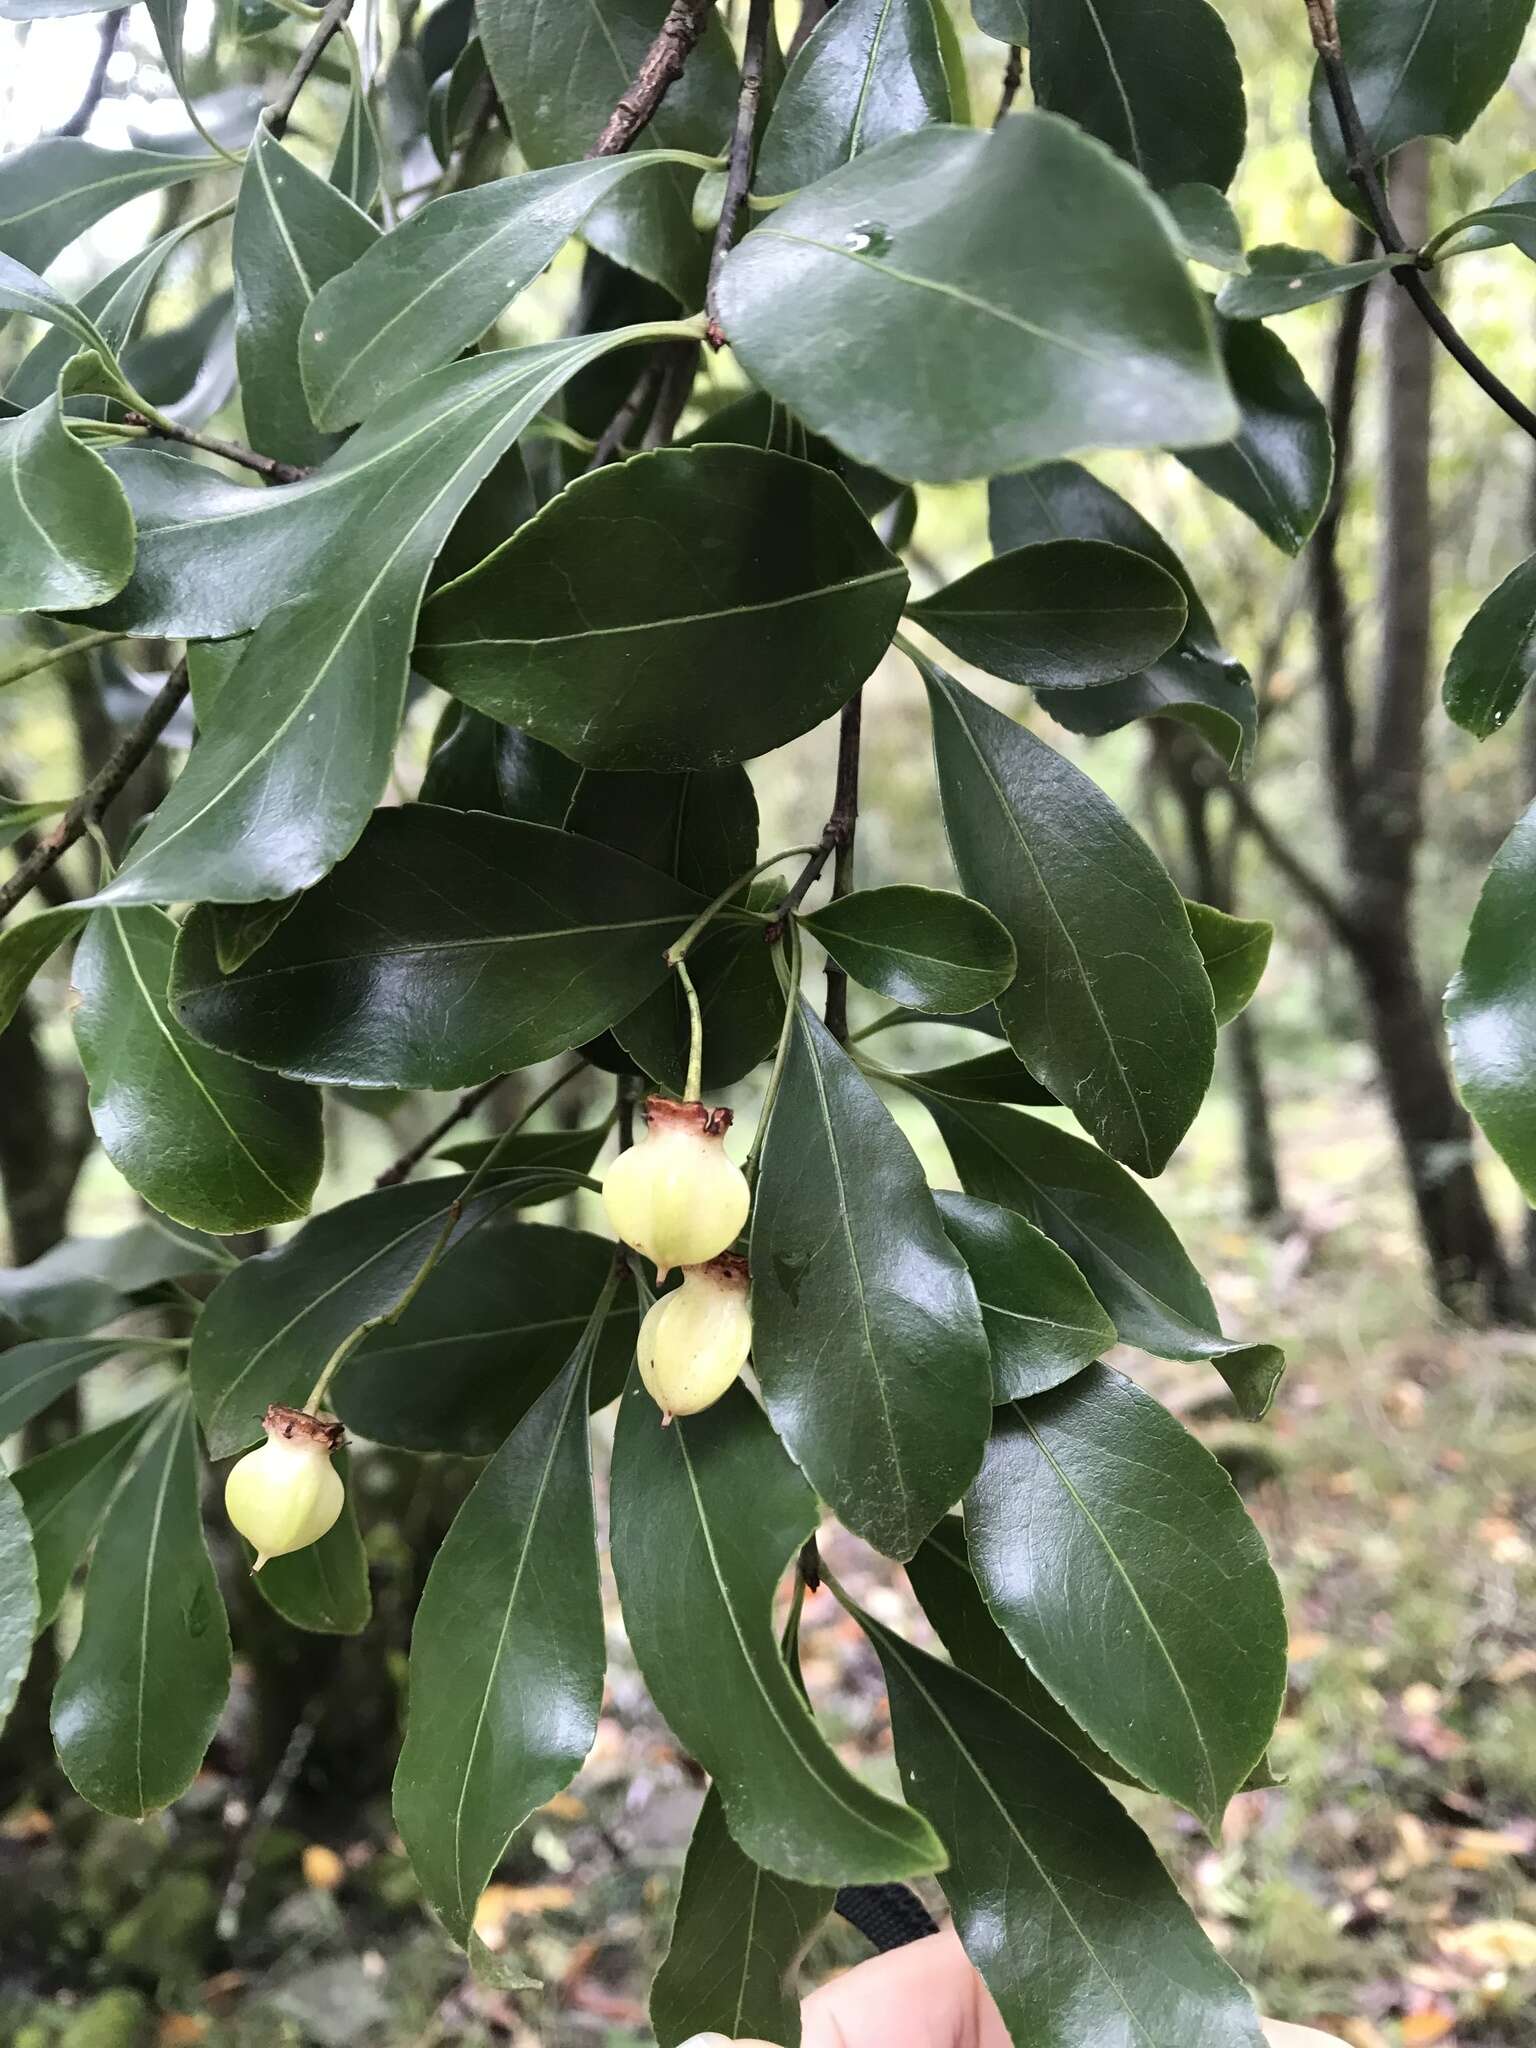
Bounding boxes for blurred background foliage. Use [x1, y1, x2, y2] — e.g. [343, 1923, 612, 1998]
[1, 2, 1535, 2043]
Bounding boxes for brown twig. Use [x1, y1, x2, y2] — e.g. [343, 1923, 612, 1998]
[587, 0, 716, 158]
[821, 692, 862, 1042]
[762, 702, 864, 949]
[586, 354, 666, 471]
[704, 0, 772, 339]
[56, 9, 126, 138]
[0, 662, 191, 924]
[642, 339, 700, 448]
[124, 411, 309, 485]
[995, 43, 1024, 126]
[374, 1076, 505, 1188]
[266, 0, 355, 140]
[1217, 768, 1362, 948]
[1305, 0, 1536, 444]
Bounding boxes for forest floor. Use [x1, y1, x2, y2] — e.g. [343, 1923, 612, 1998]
[4, 1061, 1536, 2048]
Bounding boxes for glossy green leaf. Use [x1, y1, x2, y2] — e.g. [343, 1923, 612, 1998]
[934, 1191, 1112, 1401]
[330, 68, 380, 209]
[0, 902, 89, 1035]
[0, 1219, 230, 1340]
[439, 1124, 610, 1206]
[1188, 899, 1272, 1027]
[244, 1450, 370, 1635]
[651, 1785, 831, 2048]
[232, 126, 380, 468]
[973, 0, 1028, 37]
[0, 139, 215, 274]
[51, 1398, 231, 1819]
[169, 807, 703, 1088]
[925, 663, 1215, 1175]
[0, 1337, 135, 1438]
[190, 1176, 502, 1458]
[717, 116, 1235, 486]
[916, 1092, 1286, 1418]
[1311, 0, 1535, 212]
[802, 885, 1015, 1014]
[878, 1047, 1056, 1107]
[419, 445, 907, 771]
[1215, 242, 1404, 320]
[0, 1465, 37, 1733]
[1428, 172, 1536, 264]
[1162, 182, 1247, 271]
[13, 1405, 162, 1630]
[1026, 0, 1245, 193]
[334, 1221, 639, 1454]
[1447, 799, 1536, 1201]
[0, 250, 111, 359]
[863, 1606, 1267, 2046]
[301, 152, 709, 431]
[1443, 554, 1536, 740]
[906, 1518, 1133, 1785]
[0, 383, 135, 614]
[756, 0, 949, 196]
[479, 0, 736, 301]
[395, 1312, 608, 1945]
[752, 999, 991, 1559]
[618, 906, 783, 1097]
[92, 322, 687, 908]
[72, 905, 323, 1233]
[1176, 312, 1332, 554]
[908, 539, 1188, 690]
[611, 1376, 945, 1883]
[967, 1367, 1287, 1832]
[990, 461, 1256, 771]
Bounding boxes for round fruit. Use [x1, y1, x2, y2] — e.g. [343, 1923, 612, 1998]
[225, 1404, 345, 1569]
[602, 1096, 749, 1278]
[638, 1253, 753, 1418]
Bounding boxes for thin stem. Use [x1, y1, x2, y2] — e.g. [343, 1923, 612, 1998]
[0, 660, 190, 923]
[995, 43, 1024, 125]
[1304, 0, 1536, 444]
[0, 630, 131, 692]
[586, 353, 667, 471]
[676, 955, 705, 1103]
[664, 845, 819, 965]
[587, 0, 717, 158]
[705, 0, 772, 339]
[55, 9, 126, 137]
[123, 409, 309, 485]
[642, 338, 701, 448]
[822, 691, 863, 1043]
[267, 0, 355, 139]
[374, 1059, 587, 1188]
[745, 921, 802, 1184]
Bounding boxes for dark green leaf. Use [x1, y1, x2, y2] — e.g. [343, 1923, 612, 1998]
[915, 1092, 1285, 1417]
[251, 1451, 370, 1635]
[232, 126, 380, 468]
[335, 1221, 638, 1453]
[0, 139, 214, 274]
[420, 710, 576, 820]
[189, 1176, 500, 1458]
[611, 1377, 945, 1882]
[1443, 554, 1536, 740]
[717, 116, 1236, 485]
[0, 383, 135, 614]
[934, 1191, 1111, 1401]
[908, 539, 1188, 689]
[617, 908, 782, 1096]
[906, 1519, 1133, 1784]
[990, 461, 1256, 771]
[210, 897, 298, 974]
[1162, 182, 1246, 271]
[301, 152, 708, 430]
[93, 322, 687, 908]
[394, 1319, 607, 1945]
[419, 445, 907, 770]
[924, 663, 1215, 1175]
[0, 249, 111, 358]
[1187, 899, 1272, 1027]
[878, 1047, 1055, 1107]
[0, 903, 90, 1035]
[439, 1124, 610, 1205]
[863, 1606, 1267, 2046]
[72, 905, 324, 1232]
[0, 1465, 37, 1733]
[756, 0, 950, 196]
[479, 0, 736, 301]
[0, 1219, 230, 1340]
[967, 1368, 1287, 1832]
[802, 885, 1015, 1013]
[1215, 242, 1404, 320]
[1026, 0, 1245, 193]
[1428, 172, 1536, 264]
[169, 807, 703, 1088]
[681, 388, 902, 522]
[1311, 0, 1535, 213]
[1176, 312, 1332, 554]
[51, 1397, 231, 1819]
[651, 1785, 831, 2048]
[752, 1000, 991, 1559]
[973, 0, 1027, 39]
[0, 1337, 134, 1438]
[13, 1405, 162, 1630]
[1447, 799, 1536, 1201]
[330, 66, 381, 208]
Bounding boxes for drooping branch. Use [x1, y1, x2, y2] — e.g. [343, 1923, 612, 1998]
[705, 0, 772, 337]
[587, 0, 717, 159]
[1304, 0, 1536, 443]
[123, 411, 310, 485]
[822, 693, 863, 1042]
[56, 9, 126, 138]
[266, 0, 355, 140]
[0, 661, 191, 924]
[995, 44, 1024, 125]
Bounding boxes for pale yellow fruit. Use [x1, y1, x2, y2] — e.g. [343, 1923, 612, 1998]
[602, 1096, 749, 1277]
[225, 1405, 345, 1570]
[637, 1255, 753, 1417]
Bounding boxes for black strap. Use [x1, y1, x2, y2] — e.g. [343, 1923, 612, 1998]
[834, 1882, 939, 1952]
